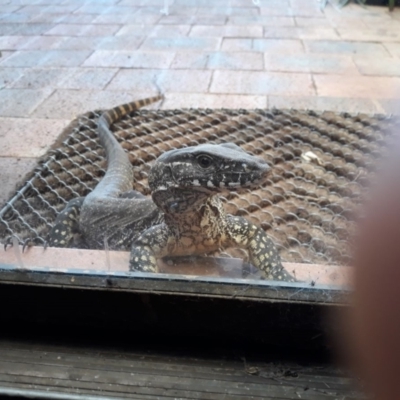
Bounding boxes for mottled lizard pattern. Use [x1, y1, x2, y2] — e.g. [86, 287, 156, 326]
[47, 96, 295, 282]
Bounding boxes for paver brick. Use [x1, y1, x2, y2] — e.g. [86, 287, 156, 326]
[263, 27, 339, 40]
[83, 50, 174, 69]
[171, 0, 220, 5]
[314, 75, 400, 99]
[140, 37, 220, 51]
[9, 68, 67, 89]
[324, 16, 368, 29]
[0, 88, 53, 117]
[229, 0, 289, 6]
[104, 0, 139, 6]
[114, 13, 163, 25]
[0, 23, 55, 36]
[207, 51, 263, 70]
[264, 53, 358, 75]
[0, 4, 23, 13]
[0, 68, 26, 89]
[0, 36, 26, 51]
[32, 89, 160, 119]
[0, 50, 93, 67]
[228, 16, 295, 26]
[0, 157, 39, 208]
[0, 13, 33, 23]
[383, 42, 400, 58]
[221, 38, 304, 53]
[220, 38, 252, 51]
[338, 28, 400, 42]
[24, 13, 66, 24]
[0, 117, 69, 157]
[253, 38, 303, 53]
[259, 5, 294, 17]
[137, 5, 196, 16]
[322, 9, 373, 28]
[57, 14, 98, 24]
[268, 95, 382, 114]
[210, 70, 315, 96]
[16, 23, 56, 35]
[170, 52, 208, 69]
[17, 4, 81, 14]
[10, 67, 118, 90]
[117, 24, 191, 37]
[92, 13, 155, 25]
[45, 36, 145, 51]
[102, 5, 145, 15]
[94, 36, 145, 50]
[359, 16, 400, 29]
[45, 23, 121, 36]
[20, 36, 68, 50]
[189, 25, 263, 38]
[162, 92, 267, 109]
[304, 40, 390, 56]
[196, 6, 259, 16]
[294, 17, 327, 27]
[196, 15, 228, 25]
[159, 15, 197, 25]
[118, 0, 162, 4]
[0, 50, 15, 62]
[72, 4, 114, 14]
[21, 36, 100, 50]
[0, 23, 24, 35]
[353, 56, 400, 77]
[107, 69, 212, 93]
[290, 5, 323, 18]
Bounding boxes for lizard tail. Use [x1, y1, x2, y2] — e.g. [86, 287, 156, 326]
[97, 95, 164, 157]
[93, 95, 164, 198]
[99, 94, 164, 127]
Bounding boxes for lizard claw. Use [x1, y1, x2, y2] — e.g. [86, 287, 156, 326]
[4, 236, 15, 251]
[21, 237, 41, 253]
[22, 238, 32, 253]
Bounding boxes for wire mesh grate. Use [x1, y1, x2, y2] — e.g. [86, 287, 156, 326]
[0, 107, 398, 266]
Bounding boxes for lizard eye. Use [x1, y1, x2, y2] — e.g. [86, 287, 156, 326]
[197, 155, 213, 169]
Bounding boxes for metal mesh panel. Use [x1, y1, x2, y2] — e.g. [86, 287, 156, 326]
[0, 108, 397, 265]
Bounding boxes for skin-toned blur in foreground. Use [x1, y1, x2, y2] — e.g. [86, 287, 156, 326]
[351, 127, 400, 400]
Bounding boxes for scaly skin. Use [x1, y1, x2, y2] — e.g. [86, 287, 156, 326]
[48, 97, 295, 282]
[48, 96, 164, 250]
[130, 143, 294, 282]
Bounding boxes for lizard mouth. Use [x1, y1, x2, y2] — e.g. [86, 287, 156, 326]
[225, 162, 271, 190]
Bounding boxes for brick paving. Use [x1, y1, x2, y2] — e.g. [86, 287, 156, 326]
[0, 0, 400, 205]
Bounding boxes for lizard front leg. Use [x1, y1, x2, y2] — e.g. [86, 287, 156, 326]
[226, 216, 296, 282]
[47, 197, 85, 248]
[129, 224, 170, 273]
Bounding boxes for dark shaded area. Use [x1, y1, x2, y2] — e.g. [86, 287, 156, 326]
[366, 0, 399, 6]
[0, 282, 331, 360]
[0, 283, 361, 399]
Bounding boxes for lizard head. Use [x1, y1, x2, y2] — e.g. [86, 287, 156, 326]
[148, 143, 271, 193]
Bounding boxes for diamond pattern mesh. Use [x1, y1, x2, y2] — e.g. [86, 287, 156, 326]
[0, 107, 397, 266]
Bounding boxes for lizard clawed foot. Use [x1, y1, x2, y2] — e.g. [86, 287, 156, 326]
[129, 250, 158, 273]
[22, 237, 34, 253]
[3, 236, 38, 252]
[3, 236, 15, 251]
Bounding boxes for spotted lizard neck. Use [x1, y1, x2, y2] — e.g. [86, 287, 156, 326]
[153, 189, 226, 235]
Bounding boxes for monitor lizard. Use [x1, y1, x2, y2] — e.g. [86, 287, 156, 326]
[46, 96, 295, 282]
